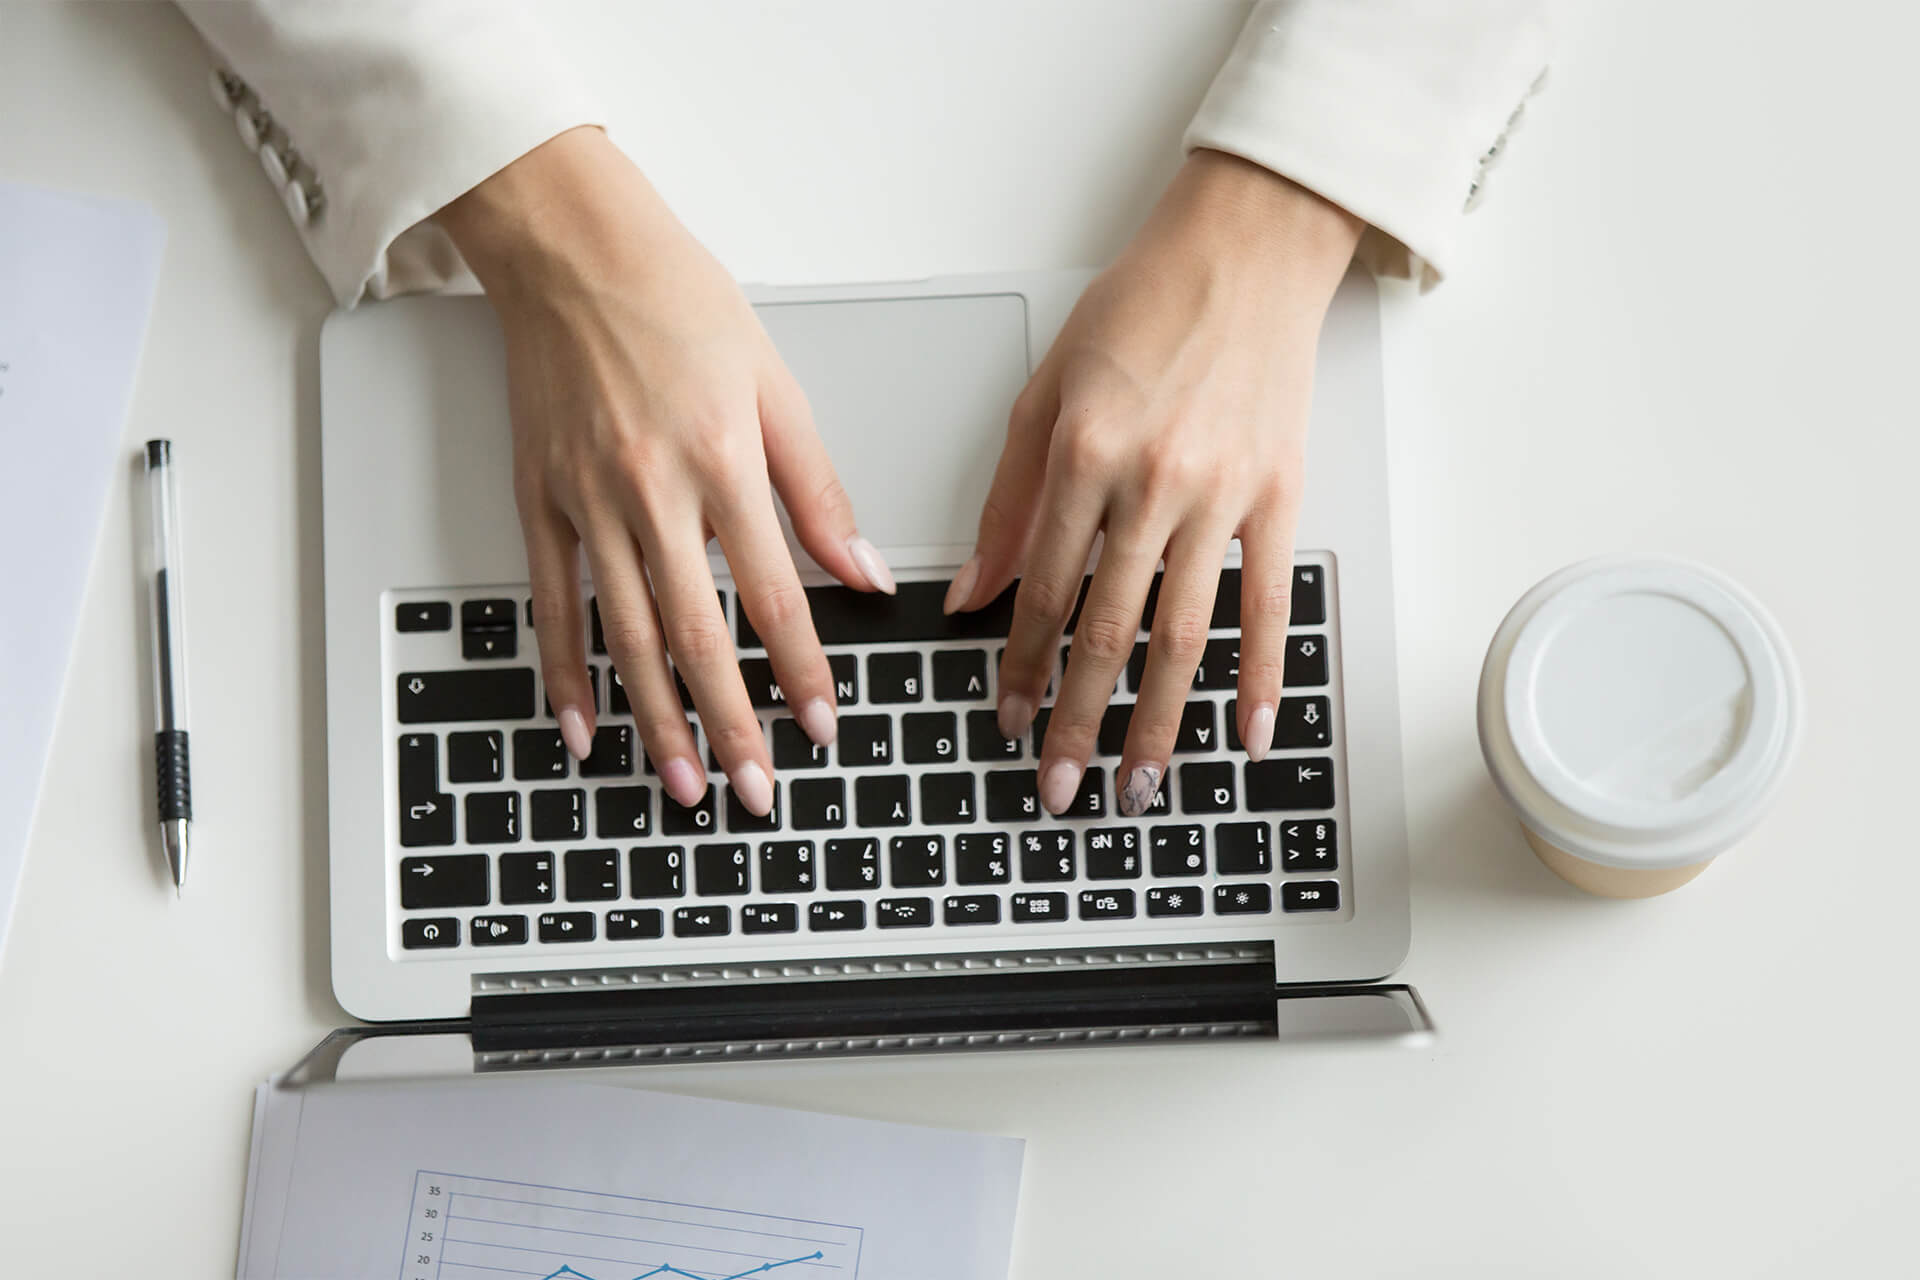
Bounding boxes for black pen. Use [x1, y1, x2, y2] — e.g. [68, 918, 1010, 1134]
[145, 439, 192, 893]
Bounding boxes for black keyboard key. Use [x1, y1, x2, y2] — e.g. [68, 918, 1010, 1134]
[1215, 821, 1273, 874]
[395, 601, 451, 633]
[742, 903, 798, 934]
[854, 774, 912, 826]
[757, 840, 817, 893]
[932, 649, 989, 702]
[400, 854, 489, 909]
[868, 652, 924, 703]
[838, 715, 893, 767]
[694, 843, 750, 895]
[1018, 830, 1076, 882]
[463, 628, 516, 660]
[985, 769, 1041, 823]
[607, 668, 629, 715]
[1174, 702, 1218, 753]
[1084, 828, 1142, 879]
[771, 718, 829, 769]
[470, 914, 528, 946]
[917, 772, 977, 824]
[966, 709, 1022, 762]
[590, 597, 606, 655]
[738, 580, 1018, 648]
[628, 846, 686, 898]
[461, 598, 516, 629]
[1179, 762, 1236, 813]
[1149, 825, 1207, 877]
[397, 733, 454, 847]
[1079, 888, 1136, 920]
[1064, 766, 1107, 819]
[790, 777, 847, 831]
[888, 835, 946, 888]
[824, 838, 880, 890]
[1193, 639, 1239, 691]
[661, 786, 719, 836]
[401, 917, 458, 949]
[563, 848, 620, 901]
[944, 893, 1002, 925]
[513, 729, 569, 780]
[1286, 634, 1330, 686]
[1282, 879, 1339, 912]
[397, 668, 536, 724]
[1291, 565, 1326, 626]
[673, 905, 730, 937]
[828, 653, 859, 703]
[1245, 757, 1335, 811]
[464, 791, 520, 844]
[955, 833, 1012, 884]
[1275, 697, 1333, 749]
[1225, 699, 1243, 752]
[1030, 706, 1052, 756]
[725, 782, 781, 833]
[538, 911, 595, 942]
[1281, 818, 1339, 873]
[1092, 704, 1132, 757]
[498, 851, 556, 904]
[902, 711, 960, 764]
[738, 657, 786, 708]
[581, 725, 634, 777]
[1124, 642, 1148, 693]
[877, 897, 933, 928]
[1011, 892, 1068, 923]
[1207, 568, 1239, 629]
[1146, 885, 1204, 917]
[594, 786, 652, 839]
[605, 908, 664, 940]
[809, 900, 866, 932]
[446, 730, 504, 783]
[529, 789, 586, 841]
[1216, 883, 1274, 915]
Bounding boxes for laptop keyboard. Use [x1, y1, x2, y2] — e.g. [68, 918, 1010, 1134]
[385, 554, 1349, 959]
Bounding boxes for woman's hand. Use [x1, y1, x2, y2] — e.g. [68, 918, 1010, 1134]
[438, 127, 893, 815]
[945, 149, 1362, 817]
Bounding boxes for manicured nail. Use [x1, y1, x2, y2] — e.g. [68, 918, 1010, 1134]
[558, 707, 593, 761]
[846, 535, 896, 595]
[659, 757, 706, 809]
[1039, 759, 1083, 816]
[942, 555, 981, 615]
[729, 760, 775, 817]
[997, 693, 1034, 741]
[797, 696, 837, 747]
[1244, 702, 1277, 763]
[1119, 764, 1163, 817]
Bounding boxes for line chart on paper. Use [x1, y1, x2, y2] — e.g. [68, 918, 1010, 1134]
[399, 1170, 864, 1280]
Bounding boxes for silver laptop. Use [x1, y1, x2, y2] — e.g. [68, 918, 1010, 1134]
[316, 270, 1421, 1066]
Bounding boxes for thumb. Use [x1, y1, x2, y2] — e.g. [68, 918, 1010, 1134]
[759, 366, 894, 594]
[947, 366, 1058, 614]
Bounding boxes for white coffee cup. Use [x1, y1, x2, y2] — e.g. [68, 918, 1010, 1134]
[1477, 556, 1802, 898]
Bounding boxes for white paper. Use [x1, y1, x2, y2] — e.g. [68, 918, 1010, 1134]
[0, 180, 164, 958]
[237, 1080, 1024, 1280]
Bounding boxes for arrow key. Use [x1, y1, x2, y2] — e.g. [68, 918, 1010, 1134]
[399, 854, 489, 909]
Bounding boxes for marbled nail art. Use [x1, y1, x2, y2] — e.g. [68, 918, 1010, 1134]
[1120, 764, 1163, 817]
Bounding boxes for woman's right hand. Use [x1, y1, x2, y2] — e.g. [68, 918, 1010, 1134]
[438, 127, 893, 815]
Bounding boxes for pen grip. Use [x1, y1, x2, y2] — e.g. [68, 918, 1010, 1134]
[155, 729, 192, 821]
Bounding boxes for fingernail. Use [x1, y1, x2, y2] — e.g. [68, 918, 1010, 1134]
[1244, 702, 1277, 763]
[797, 696, 837, 747]
[659, 757, 706, 808]
[997, 693, 1034, 741]
[846, 535, 896, 595]
[558, 707, 593, 761]
[1038, 759, 1083, 816]
[1119, 763, 1163, 818]
[942, 555, 981, 615]
[729, 760, 775, 817]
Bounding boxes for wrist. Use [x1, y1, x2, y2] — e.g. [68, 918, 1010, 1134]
[1162, 149, 1364, 296]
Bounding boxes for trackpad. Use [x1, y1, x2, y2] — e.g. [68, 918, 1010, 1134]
[755, 293, 1030, 556]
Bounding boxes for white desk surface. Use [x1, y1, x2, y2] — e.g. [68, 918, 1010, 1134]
[4, 2, 1917, 1274]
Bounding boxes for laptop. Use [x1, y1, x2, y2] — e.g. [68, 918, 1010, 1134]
[315, 270, 1424, 1068]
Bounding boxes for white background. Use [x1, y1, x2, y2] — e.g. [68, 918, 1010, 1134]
[3, 2, 1917, 1275]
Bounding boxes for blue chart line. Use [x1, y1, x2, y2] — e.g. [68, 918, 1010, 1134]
[541, 1251, 824, 1280]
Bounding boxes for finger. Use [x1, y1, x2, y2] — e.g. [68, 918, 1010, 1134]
[1037, 526, 1168, 816]
[1235, 499, 1299, 762]
[521, 504, 596, 761]
[710, 474, 839, 751]
[946, 363, 1059, 615]
[632, 502, 776, 817]
[760, 364, 894, 595]
[1118, 521, 1233, 815]
[579, 519, 705, 808]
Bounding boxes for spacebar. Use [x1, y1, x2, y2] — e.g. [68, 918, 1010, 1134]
[397, 668, 537, 723]
[738, 580, 1020, 647]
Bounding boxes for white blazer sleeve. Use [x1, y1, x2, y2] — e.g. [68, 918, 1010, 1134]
[1185, 0, 1552, 289]
[176, 0, 604, 306]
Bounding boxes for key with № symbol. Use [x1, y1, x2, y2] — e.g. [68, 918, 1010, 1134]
[1084, 828, 1142, 879]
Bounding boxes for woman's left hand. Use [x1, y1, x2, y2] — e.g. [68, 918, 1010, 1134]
[944, 149, 1363, 817]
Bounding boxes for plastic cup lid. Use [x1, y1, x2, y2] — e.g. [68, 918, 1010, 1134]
[1477, 556, 1801, 870]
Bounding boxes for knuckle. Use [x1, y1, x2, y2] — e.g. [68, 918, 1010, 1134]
[1140, 446, 1213, 497]
[602, 620, 658, 666]
[690, 424, 764, 486]
[1238, 655, 1285, 692]
[1254, 580, 1295, 623]
[1155, 606, 1210, 664]
[1055, 416, 1118, 478]
[1017, 576, 1075, 625]
[1074, 609, 1138, 664]
[667, 612, 732, 668]
[751, 579, 810, 636]
[704, 717, 763, 762]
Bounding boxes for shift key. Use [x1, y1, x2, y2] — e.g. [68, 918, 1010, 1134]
[397, 669, 536, 723]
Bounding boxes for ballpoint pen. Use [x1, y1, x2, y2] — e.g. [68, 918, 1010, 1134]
[145, 439, 192, 893]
